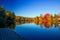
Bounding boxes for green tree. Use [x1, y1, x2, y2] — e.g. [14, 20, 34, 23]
[0, 6, 16, 29]
[9, 12, 15, 29]
[5, 11, 15, 29]
[35, 16, 39, 25]
[0, 6, 6, 27]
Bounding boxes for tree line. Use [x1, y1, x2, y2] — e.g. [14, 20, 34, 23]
[0, 6, 15, 29]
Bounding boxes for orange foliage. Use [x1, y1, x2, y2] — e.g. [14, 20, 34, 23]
[39, 16, 44, 25]
[44, 22, 50, 28]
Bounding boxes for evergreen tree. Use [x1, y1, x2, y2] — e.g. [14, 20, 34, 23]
[0, 6, 6, 27]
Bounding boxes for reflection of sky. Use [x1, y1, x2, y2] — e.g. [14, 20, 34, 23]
[14, 23, 60, 40]
[0, 0, 60, 17]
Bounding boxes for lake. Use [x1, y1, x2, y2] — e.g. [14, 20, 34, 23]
[14, 23, 60, 40]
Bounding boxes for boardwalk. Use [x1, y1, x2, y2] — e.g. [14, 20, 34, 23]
[0, 28, 25, 40]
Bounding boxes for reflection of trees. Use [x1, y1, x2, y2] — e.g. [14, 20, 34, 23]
[15, 20, 33, 25]
[9, 24, 15, 30]
[15, 16, 33, 25]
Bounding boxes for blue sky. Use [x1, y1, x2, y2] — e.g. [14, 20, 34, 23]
[0, 0, 60, 17]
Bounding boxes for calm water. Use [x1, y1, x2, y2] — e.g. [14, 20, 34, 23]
[14, 23, 60, 40]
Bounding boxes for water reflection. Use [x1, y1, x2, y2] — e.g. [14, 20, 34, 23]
[15, 21, 60, 29]
[1, 20, 59, 30]
[0, 6, 60, 30]
[14, 22, 60, 40]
